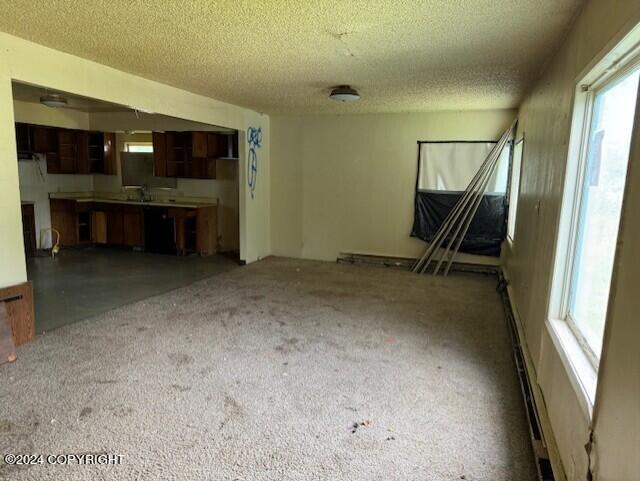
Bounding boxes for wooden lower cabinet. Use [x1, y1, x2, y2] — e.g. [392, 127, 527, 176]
[106, 207, 124, 246]
[123, 206, 144, 248]
[51, 199, 216, 255]
[196, 206, 217, 256]
[91, 211, 107, 244]
[168, 206, 217, 256]
[21, 203, 37, 257]
[49, 199, 78, 246]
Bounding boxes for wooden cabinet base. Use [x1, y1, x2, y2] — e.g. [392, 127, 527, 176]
[196, 206, 217, 256]
[0, 282, 35, 346]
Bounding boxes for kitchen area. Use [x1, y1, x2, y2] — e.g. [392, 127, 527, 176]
[13, 82, 242, 332]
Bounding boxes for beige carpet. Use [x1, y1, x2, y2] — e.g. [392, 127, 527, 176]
[0, 257, 536, 480]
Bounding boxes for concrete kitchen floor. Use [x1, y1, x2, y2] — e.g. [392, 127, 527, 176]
[27, 247, 239, 333]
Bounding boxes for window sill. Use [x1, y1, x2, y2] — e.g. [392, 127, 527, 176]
[545, 318, 597, 419]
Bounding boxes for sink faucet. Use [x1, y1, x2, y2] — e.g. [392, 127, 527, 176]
[139, 184, 149, 202]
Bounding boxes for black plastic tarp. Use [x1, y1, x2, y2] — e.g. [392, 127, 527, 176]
[411, 191, 507, 257]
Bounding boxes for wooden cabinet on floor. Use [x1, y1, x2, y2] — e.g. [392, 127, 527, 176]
[196, 206, 217, 256]
[168, 208, 197, 255]
[123, 206, 144, 248]
[49, 199, 78, 246]
[91, 211, 107, 244]
[98, 204, 124, 246]
[168, 206, 217, 256]
[50, 199, 216, 255]
[21, 203, 36, 257]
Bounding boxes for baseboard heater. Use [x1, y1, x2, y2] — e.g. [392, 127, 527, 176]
[496, 274, 556, 481]
[337, 252, 557, 481]
[336, 252, 497, 275]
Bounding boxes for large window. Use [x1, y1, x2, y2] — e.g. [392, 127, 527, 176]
[550, 56, 640, 397]
[566, 68, 639, 364]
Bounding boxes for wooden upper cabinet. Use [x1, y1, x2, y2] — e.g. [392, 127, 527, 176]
[76, 131, 90, 174]
[150, 130, 239, 179]
[207, 133, 227, 159]
[152, 132, 167, 177]
[57, 129, 78, 174]
[103, 132, 117, 175]
[192, 132, 208, 158]
[15, 123, 32, 153]
[32, 126, 57, 154]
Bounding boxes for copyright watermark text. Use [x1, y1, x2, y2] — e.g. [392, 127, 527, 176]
[3, 453, 123, 466]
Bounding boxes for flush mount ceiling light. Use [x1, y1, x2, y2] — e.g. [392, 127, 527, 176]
[40, 93, 68, 108]
[329, 85, 360, 102]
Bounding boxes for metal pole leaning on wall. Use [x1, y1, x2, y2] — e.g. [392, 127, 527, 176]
[431, 127, 513, 276]
[431, 137, 506, 275]
[442, 125, 516, 275]
[413, 120, 516, 275]
[412, 150, 495, 273]
[411, 137, 504, 273]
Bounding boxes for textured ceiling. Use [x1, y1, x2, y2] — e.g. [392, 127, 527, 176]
[0, 0, 584, 114]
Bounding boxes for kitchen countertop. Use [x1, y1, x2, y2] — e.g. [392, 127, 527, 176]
[49, 192, 218, 209]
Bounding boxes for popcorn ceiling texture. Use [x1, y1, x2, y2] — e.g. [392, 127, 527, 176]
[0, 258, 536, 480]
[0, 0, 584, 114]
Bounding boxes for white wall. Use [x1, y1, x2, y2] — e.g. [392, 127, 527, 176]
[503, 1, 640, 480]
[0, 32, 270, 288]
[271, 110, 515, 262]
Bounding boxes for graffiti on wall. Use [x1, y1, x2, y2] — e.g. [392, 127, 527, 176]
[247, 126, 263, 199]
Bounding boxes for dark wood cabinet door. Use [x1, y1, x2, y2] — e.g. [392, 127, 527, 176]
[49, 199, 78, 246]
[123, 207, 144, 248]
[190, 157, 206, 179]
[76, 131, 90, 174]
[32, 127, 60, 173]
[32, 127, 55, 153]
[103, 133, 117, 175]
[192, 132, 207, 158]
[21, 203, 37, 256]
[196, 206, 217, 256]
[57, 130, 77, 174]
[106, 208, 124, 245]
[15, 123, 31, 153]
[152, 132, 167, 177]
[207, 132, 226, 158]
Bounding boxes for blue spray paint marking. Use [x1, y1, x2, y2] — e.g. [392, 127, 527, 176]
[247, 126, 262, 199]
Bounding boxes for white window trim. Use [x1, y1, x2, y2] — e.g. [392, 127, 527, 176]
[507, 135, 524, 243]
[547, 28, 640, 416]
[125, 141, 153, 152]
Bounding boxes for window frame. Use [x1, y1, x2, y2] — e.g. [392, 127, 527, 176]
[562, 61, 640, 367]
[124, 141, 153, 153]
[507, 135, 524, 242]
[547, 39, 640, 414]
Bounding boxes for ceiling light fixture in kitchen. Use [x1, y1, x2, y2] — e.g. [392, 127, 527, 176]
[40, 93, 68, 108]
[329, 85, 360, 102]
